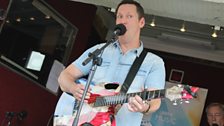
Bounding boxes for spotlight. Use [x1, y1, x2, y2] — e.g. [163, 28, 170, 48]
[211, 26, 220, 38]
[45, 15, 50, 19]
[180, 22, 186, 32]
[150, 16, 156, 27]
[6, 20, 10, 23]
[30, 17, 35, 21]
[16, 18, 21, 22]
[211, 30, 217, 38]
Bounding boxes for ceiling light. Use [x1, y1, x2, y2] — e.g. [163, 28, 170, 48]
[45, 15, 50, 19]
[108, 8, 115, 13]
[16, 18, 21, 22]
[150, 16, 156, 27]
[211, 30, 217, 38]
[6, 20, 10, 23]
[180, 22, 186, 32]
[212, 30, 218, 38]
[30, 17, 35, 21]
[211, 26, 220, 38]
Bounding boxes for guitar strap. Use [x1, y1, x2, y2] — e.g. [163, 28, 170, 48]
[120, 49, 147, 93]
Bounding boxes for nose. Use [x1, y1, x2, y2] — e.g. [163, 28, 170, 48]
[212, 115, 217, 121]
[117, 17, 127, 24]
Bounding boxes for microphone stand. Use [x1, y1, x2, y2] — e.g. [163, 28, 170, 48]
[72, 36, 117, 126]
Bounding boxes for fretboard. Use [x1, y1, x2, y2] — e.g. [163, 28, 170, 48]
[94, 89, 166, 107]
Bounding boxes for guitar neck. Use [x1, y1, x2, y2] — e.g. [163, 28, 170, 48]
[94, 89, 166, 107]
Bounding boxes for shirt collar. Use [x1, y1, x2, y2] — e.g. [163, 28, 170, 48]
[113, 40, 144, 57]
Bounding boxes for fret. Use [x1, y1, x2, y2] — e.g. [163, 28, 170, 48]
[155, 90, 158, 98]
[153, 90, 155, 99]
[147, 91, 150, 100]
[157, 89, 165, 98]
[140, 91, 147, 100]
[158, 90, 161, 98]
[116, 95, 120, 104]
[125, 94, 129, 103]
[121, 94, 127, 104]
[107, 96, 111, 106]
[115, 95, 119, 104]
[148, 90, 155, 99]
[102, 97, 106, 106]
[138, 92, 141, 99]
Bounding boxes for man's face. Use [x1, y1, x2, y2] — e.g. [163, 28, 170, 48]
[207, 106, 224, 126]
[115, 4, 145, 42]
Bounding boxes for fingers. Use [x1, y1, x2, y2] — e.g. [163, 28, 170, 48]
[72, 84, 91, 102]
[128, 95, 145, 112]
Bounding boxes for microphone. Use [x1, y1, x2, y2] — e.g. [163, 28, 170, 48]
[113, 24, 126, 36]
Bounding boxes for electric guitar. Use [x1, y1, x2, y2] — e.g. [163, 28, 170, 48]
[53, 82, 198, 126]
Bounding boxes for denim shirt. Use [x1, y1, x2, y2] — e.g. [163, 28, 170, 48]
[73, 41, 166, 126]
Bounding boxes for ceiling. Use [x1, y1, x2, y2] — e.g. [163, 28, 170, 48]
[70, 0, 224, 64]
[70, 0, 224, 26]
[3, 0, 224, 64]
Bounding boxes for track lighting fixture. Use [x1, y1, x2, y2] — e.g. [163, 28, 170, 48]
[211, 26, 220, 38]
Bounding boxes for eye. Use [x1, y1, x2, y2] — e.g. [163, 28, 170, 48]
[215, 113, 222, 116]
[127, 15, 133, 19]
[116, 15, 123, 19]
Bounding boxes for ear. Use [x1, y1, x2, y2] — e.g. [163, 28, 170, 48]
[139, 17, 145, 28]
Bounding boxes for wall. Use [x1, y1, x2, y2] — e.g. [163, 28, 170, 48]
[45, 0, 97, 65]
[0, 66, 57, 125]
[0, 0, 96, 125]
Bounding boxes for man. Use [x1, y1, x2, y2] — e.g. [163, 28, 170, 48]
[58, 1, 165, 125]
[206, 102, 224, 126]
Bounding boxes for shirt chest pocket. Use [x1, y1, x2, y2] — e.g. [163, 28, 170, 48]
[93, 61, 111, 82]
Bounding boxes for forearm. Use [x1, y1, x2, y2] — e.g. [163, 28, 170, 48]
[58, 70, 76, 93]
[142, 99, 161, 114]
[58, 64, 83, 94]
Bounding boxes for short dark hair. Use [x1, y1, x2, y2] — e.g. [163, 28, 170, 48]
[115, 0, 145, 20]
[206, 102, 224, 114]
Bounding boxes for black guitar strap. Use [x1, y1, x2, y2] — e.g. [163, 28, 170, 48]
[120, 49, 147, 93]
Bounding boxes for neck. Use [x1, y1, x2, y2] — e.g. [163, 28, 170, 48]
[94, 89, 166, 107]
[119, 39, 141, 54]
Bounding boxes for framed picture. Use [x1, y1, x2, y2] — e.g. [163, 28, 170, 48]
[169, 69, 184, 83]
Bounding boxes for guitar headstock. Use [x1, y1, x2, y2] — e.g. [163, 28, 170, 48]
[166, 85, 199, 105]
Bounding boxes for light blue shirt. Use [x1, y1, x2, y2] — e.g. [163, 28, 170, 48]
[73, 40, 166, 126]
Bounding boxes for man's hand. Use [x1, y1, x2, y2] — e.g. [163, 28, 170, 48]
[70, 84, 91, 102]
[127, 95, 150, 113]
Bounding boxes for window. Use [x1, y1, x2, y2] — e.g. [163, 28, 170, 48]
[0, 0, 77, 87]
